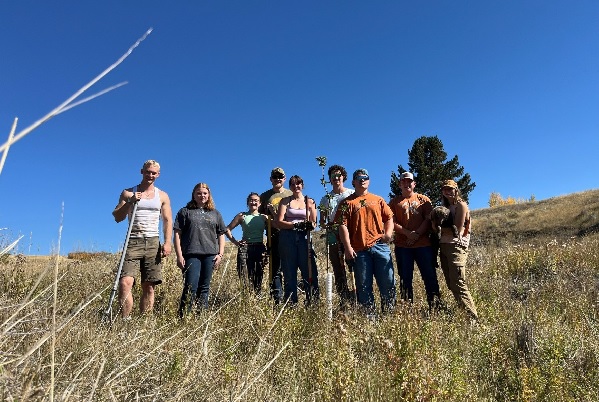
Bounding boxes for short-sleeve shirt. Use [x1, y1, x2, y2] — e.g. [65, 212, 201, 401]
[335, 192, 393, 252]
[241, 213, 266, 243]
[388, 193, 433, 248]
[258, 188, 293, 219]
[319, 189, 355, 223]
[174, 207, 226, 255]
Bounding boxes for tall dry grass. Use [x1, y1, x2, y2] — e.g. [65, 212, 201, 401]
[1, 221, 598, 400]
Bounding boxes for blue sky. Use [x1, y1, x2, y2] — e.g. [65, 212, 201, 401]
[1, 1, 598, 255]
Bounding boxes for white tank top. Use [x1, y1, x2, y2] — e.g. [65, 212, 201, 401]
[129, 185, 161, 238]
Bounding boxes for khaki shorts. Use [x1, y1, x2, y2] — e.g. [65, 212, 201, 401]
[121, 237, 162, 284]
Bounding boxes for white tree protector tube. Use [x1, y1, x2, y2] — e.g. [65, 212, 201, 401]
[326, 272, 333, 320]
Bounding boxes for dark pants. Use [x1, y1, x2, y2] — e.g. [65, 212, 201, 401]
[328, 240, 352, 300]
[237, 243, 266, 294]
[269, 230, 283, 303]
[395, 246, 440, 307]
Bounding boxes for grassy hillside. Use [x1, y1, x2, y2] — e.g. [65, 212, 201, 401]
[472, 188, 599, 244]
[1, 191, 598, 401]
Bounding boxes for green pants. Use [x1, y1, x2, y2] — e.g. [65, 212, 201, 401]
[439, 243, 478, 319]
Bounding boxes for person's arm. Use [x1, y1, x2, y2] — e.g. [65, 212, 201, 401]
[225, 213, 243, 246]
[339, 224, 355, 261]
[174, 229, 185, 270]
[407, 216, 431, 246]
[275, 198, 294, 230]
[213, 233, 226, 265]
[389, 200, 404, 234]
[414, 219, 430, 237]
[160, 191, 173, 257]
[308, 198, 318, 225]
[453, 201, 469, 237]
[382, 218, 394, 243]
[112, 188, 137, 223]
[414, 199, 433, 237]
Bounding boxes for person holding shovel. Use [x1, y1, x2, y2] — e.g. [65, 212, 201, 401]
[259, 167, 292, 303]
[112, 160, 173, 319]
[276, 175, 319, 305]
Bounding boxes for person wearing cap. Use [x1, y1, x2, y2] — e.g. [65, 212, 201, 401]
[336, 169, 396, 315]
[112, 160, 173, 319]
[319, 164, 354, 304]
[259, 167, 292, 303]
[389, 172, 442, 309]
[437, 179, 478, 320]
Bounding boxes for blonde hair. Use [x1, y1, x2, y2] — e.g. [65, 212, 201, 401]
[142, 160, 160, 171]
[186, 182, 215, 211]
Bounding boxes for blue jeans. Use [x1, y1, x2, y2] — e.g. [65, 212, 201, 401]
[279, 229, 319, 305]
[395, 246, 440, 305]
[354, 241, 396, 313]
[179, 254, 215, 316]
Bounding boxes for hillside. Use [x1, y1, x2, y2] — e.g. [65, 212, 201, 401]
[471, 188, 599, 244]
[2, 189, 599, 400]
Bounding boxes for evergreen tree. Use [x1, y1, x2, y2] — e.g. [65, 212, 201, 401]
[390, 135, 476, 204]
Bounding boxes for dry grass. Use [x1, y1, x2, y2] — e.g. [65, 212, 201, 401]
[1, 192, 599, 401]
[472, 188, 599, 245]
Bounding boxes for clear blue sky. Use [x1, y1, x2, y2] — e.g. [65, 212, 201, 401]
[1, 1, 598, 255]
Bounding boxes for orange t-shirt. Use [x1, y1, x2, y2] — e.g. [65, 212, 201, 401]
[335, 193, 393, 252]
[388, 193, 432, 248]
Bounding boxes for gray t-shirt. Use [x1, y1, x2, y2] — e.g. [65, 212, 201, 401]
[174, 207, 226, 255]
[319, 189, 355, 222]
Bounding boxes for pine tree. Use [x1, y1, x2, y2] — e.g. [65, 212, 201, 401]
[390, 135, 476, 204]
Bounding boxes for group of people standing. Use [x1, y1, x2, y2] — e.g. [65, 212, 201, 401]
[112, 160, 477, 322]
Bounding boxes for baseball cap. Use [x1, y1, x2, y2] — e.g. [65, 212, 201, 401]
[442, 179, 458, 189]
[400, 172, 414, 180]
[270, 167, 285, 177]
[352, 168, 369, 180]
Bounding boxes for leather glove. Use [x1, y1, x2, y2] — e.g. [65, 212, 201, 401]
[293, 221, 306, 231]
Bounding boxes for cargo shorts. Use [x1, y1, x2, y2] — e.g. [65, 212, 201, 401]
[121, 237, 163, 285]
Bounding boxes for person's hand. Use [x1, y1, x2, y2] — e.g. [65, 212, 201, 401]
[404, 231, 419, 246]
[305, 221, 316, 231]
[344, 246, 357, 262]
[213, 253, 223, 266]
[127, 192, 141, 204]
[162, 243, 172, 257]
[380, 233, 393, 244]
[177, 256, 186, 271]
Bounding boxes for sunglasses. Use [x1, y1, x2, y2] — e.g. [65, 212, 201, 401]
[271, 174, 285, 180]
[355, 175, 369, 181]
[330, 174, 343, 180]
